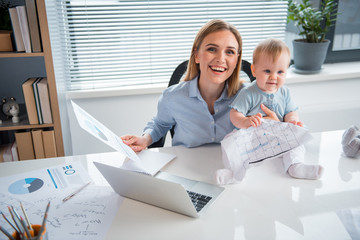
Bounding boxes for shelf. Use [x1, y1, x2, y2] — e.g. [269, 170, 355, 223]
[0, 52, 44, 58]
[1, 0, 65, 156]
[0, 115, 54, 131]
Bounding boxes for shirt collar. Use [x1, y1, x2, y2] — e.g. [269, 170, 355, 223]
[189, 75, 230, 101]
[253, 80, 276, 97]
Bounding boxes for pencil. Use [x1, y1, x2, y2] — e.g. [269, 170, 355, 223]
[37, 201, 50, 238]
[62, 181, 91, 202]
[10, 206, 25, 239]
[1, 211, 17, 232]
[37, 211, 48, 240]
[20, 202, 33, 231]
[8, 206, 20, 233]
[20, 216, 31, 239]
[0, 226, 15, 240]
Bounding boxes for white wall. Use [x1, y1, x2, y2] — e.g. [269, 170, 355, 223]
[67, 76, 360, 156]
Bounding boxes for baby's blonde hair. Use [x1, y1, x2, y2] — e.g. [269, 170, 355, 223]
[253, 38, 290, 65]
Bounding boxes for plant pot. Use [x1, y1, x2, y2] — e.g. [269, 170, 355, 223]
[292, 39, 330, 74]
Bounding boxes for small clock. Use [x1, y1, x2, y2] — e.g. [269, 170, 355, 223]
[2, 97, 19, 117]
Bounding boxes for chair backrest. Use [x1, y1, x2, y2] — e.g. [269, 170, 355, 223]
[169, 59, 255, 87]
[148, 59, 255, 148]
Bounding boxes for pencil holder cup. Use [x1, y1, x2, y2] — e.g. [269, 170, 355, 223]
[11, 224, 48, 240]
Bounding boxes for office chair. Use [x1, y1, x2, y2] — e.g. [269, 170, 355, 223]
[148, 59, 255, 148]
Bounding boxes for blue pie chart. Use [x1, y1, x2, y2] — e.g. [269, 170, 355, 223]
[8, 178, 44, 195]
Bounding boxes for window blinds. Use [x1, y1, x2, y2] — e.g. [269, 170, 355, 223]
[45, 0, 288, 91]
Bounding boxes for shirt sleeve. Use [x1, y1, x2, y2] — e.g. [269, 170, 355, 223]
[229, 88, 252, 116]
[283, 87, 299, 115]
[143, 88, 176, 143]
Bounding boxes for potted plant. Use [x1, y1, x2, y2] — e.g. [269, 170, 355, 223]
[287, 0, 338, 73]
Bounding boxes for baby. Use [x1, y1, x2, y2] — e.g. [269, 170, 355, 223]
[217, 38, 324, 184]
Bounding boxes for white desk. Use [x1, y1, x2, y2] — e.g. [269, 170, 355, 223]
[1, 130, 359, 240]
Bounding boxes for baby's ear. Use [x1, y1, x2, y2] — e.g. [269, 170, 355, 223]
[250, 64, 256, 77]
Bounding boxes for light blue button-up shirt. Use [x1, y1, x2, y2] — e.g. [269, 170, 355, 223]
[143, 77, 240, 148]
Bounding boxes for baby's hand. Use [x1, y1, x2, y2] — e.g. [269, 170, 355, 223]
[288, 120, 303, 127]
[245, 113, 262, 128]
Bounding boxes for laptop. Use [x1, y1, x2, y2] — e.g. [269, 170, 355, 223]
[94, 161, 224, 218]
[71, 100, 224, 217]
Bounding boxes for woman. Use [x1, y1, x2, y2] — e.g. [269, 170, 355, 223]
[122, 19, 277, 152]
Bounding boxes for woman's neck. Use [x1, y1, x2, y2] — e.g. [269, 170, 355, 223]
[198, 78, 225, 114]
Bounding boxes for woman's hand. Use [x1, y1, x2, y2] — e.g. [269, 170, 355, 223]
[121, 134, 152, 152]
[260, 104, 280, 122]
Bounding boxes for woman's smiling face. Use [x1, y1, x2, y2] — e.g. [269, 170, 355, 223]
[195, 30, 239, 86]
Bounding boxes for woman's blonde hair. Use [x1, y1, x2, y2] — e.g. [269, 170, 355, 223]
[183, 19, 243, 97]
[253, 38, 290, 65]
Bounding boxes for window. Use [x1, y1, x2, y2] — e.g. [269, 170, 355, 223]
[45, 0, 288, 91]
[325, 0, 360, 63]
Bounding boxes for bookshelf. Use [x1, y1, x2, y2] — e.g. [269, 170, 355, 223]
[0, 0, 64, 157]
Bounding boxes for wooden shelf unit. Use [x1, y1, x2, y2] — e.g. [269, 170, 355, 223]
[0, 0, 64, 156]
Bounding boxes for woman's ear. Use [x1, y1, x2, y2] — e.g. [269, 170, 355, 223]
[250, 64, 256, 77]
[194, 50, 200, 64]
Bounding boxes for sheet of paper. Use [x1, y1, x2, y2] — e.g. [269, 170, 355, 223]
[71, 101, 176, 175]
[71, 101, 141, 163]
[0, 163, 123, 240]
[221, 119, 313, 164]
[131, 150, 175, 176]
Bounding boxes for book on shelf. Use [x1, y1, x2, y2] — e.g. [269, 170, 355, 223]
[42, 130, 57, 158]
[36, 78, 53, 124]
[32, 78, 43, 124]
[22, 78, 39, 124]
[25, 0, 42, 52]
[32, 129, 45, 159]
[0, 143, 13, 162]
[11, 141, 19, 161]
[23, 77, 53, 125]
[15, 131, 35, 160]
[8, 7, 25, 52]
[16, 6, 32, 53]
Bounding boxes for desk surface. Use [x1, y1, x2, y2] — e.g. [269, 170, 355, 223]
[0, 130, 359, 240]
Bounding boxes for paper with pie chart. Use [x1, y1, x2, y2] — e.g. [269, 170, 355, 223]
[71, 101, 142, 164]
[0, 161, 91, 200]
[71, 101, 175, 176]
[0, 162, 121, 240]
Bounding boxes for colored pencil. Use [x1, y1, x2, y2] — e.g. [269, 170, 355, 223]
[1, 211, 17, 232]
[0, 225, 15, 240]
[20, 202, 33, 231]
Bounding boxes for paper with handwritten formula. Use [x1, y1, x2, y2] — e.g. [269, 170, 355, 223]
[0, 163, 123, 240]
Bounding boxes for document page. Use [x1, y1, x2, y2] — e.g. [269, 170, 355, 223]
[0, 162, 122, 240]
[71, 101, 175, 175]
[222, 119, 313, 164]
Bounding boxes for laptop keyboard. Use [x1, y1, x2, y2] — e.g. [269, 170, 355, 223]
[187, 191, 212, 212]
